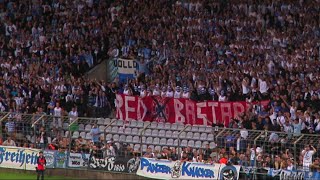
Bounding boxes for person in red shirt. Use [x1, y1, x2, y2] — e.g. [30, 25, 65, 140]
[219, 153, 228, 164]
[37, 151, 47, 180]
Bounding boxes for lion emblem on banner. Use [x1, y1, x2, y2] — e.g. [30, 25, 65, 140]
[171, 161, 182, 178]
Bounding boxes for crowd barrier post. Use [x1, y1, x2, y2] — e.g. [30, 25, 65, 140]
[68, 117, 79, 154]
[293, 135, 304, 169]
[31, 114, 45, 148]
[177, 124, 190, 160]
[0, 113, 10, 139]
[253, 131, 263, 180]
[140, 122, 151, 156]
[104, 119, 117, 143]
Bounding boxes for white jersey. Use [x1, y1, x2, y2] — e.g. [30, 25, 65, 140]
[218, 95, 226, 102]
[302, 150, 315, 167]
[140, 90, 146, 97]
[153, 90, 160, 96]
[161, 91, 167, 97]
[123, 89, 130, 95]
[166, 91, 174, 98]
[182, 92, 190, 98]
[54, 107, 62, 117]
[174, 91, 181, 98]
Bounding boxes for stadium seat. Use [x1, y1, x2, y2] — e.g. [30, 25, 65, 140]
[131, 128, 139, 135]
[78, 124, 85, 131]
[209, 142, 217, 149]
[193, 132, 200, 140]
[137, 121, 144, 128]
[63, 123, 69, 130]
[116, 119, 124, 126]
[171, 123, 178, 130]
[142, 145, 147, 152]
[80, 132, 86, 138]
[133, 136, 140, 143]
[165, 130, 172, 138]
[159, 138, 167, 145]
[180, 132, 186, 139]
[185, 125, 191, 131]
[124, 127, 132, 135]
[202, 141, 209, 148]
[200, 133, 208, 140]
[174, 139, 179, 146]
[142, 136, 146, 143]
[146, 137, 153, 144]
[119, 135, 126, 142]
[144, 129, 152, 136]
[105, 134, 112, 141]
[111, 126, 119, 133]
[130, 120, 137, 127]
[97, 118, 104, 125]
[181, 140, 188, 147]
[85, 132, 92, 140]
[177, 124, 184, 131]
[153, 137, 160, 145]
[72, 131, 79, 139]
[186, 132, 193, 139]
[99, 125, 105, 132]
[103, 118, 111, 125]
[125, 135, 133, 143]
[151, 129, 159, 137]
[113, 134, 120, 142]
[84, 124, 92, 132]
[172, 131, 179, 138]
[105, 126, 112, 133]
[155, 146, 161, 152]
[157, 122, 164, 129]
[134, 144, 140, 151]
[148, 145, 154, 150]
[205, 126, 212, 133]
[150, 122, 158, 129]
[47, 137, 52, 144]
[195, 141, 202, 148]
[208, 134, 214, 141]
[164, 123, 171, 130]
[158, 130, 166, 137]
[191, 125, 199, 132]
[188, 140, 195, 147]
[167, 139, 174, 146]
[198, 125, 206, 132]
[100, 133, 105, 141]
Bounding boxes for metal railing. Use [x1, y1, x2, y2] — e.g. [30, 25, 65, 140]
[0, 112, 320, 177]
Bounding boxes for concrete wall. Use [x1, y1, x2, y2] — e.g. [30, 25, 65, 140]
[0, 168, 147, 180]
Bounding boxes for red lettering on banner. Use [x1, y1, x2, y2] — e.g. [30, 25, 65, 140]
[125, 96, 136, 121]
[116, 94, 269, 127]
[196, 102, 207, 126]
[220, 103, 232, 126]
[174, 99, 185, 124]
[185, 100, 195, 125]
[207, 102, 219, 125]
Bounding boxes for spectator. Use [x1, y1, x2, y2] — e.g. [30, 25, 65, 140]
[90, 124, 100, 146]
[2, 136, 16, 146]
[301, 145, 317, 170]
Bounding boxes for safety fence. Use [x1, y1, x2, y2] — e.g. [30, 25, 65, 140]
[0, 112, 320, 179]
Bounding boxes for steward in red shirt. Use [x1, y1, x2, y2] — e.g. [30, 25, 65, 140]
[36, 151, 47, 180]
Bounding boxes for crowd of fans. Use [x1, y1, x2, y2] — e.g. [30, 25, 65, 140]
[0, 0, 319, 177]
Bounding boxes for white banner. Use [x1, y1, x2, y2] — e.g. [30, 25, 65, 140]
[136, 158, 241, 180]
[0, 146, 40, 170]
[114, 58, 137, 74]
[67, 153, 90, 168]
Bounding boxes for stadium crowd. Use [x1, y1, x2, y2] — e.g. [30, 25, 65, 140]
[0, 0, 319, 176]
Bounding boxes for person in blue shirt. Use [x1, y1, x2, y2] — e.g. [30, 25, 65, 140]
[90, 124, 100, 145]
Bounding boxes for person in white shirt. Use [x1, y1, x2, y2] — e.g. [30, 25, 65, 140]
[53, 102, 63, 129]
[123, 85, 132, 95]
[218, 90, 227, 102]
[2, 136, 16, 146]
[182, 87, 190, 99]
[161, 87, 167, 97]
[301, 145, 317, 170]
[174, 86, 182, 98]
[146, 87, 152, 96]
[140, 85, 147, 98]
[152, 84, 161, 96]
[166, 86, 174, 98]
[68, 107, 78, 123]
